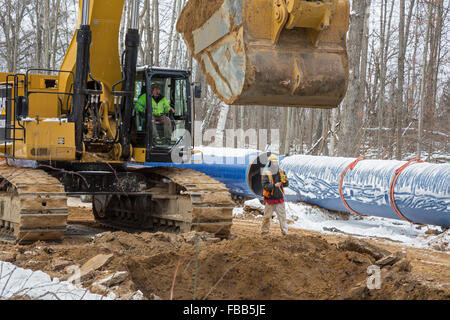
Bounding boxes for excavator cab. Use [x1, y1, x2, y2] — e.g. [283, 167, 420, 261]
[177, 0, 350, 108]
[131, 67, 193, 163]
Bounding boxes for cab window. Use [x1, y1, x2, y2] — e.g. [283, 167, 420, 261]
[149, 76, 189, 149]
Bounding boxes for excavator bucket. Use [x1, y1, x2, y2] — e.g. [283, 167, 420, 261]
[177, 0, 350, 108]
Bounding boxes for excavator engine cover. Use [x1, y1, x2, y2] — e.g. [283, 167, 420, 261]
[177, 0, 350, 108]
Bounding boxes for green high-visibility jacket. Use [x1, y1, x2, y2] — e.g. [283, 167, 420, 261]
[134, 94, 171, 116]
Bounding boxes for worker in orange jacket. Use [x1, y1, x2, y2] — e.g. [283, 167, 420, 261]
[261, 155, 289, 235]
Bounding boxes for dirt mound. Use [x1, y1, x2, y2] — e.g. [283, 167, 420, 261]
[124, 234, 448, 300]
[128, 234, 362, 299]
[1, 227, 448, 300]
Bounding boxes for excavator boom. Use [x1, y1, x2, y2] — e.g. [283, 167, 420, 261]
[59, 0, 124, 109]
[177, 0, 350, 108]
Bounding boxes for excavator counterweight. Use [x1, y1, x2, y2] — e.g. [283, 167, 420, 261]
[177, 0, 350, 108]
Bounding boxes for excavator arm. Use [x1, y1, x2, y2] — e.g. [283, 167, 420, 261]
[59, 0, 125, 115]
[177, 0, 350, 108]
[59, 0, 138, 160]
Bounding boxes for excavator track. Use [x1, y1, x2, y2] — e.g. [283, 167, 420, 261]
[92, 167, 234, 238]
[0, 167, 68, 243]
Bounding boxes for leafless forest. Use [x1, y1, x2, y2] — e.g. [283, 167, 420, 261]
[0, 0, 448, 161]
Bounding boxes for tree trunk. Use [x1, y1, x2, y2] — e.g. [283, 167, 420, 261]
[51, 0, 62, 70]
[152, 0, 160, 66]
[339, 0, 366, 157]
[165, 0, 178, 67]
[279, 108, 288, 154]
[319, 109, 330, 156]
[283, 107, 294, 155]
[417, 2, 433, 158]
[329, 108, 338, 156]
[35, 0, 43, 68]
[356, 0, 370, 153]
[424, 0, 444, 159]
[377, 0, 394, 159]
[146, 0, 153, 65]
[170, 0, 183, 68]
[298, 109, 305, 154]
[395, 0, 406, 160]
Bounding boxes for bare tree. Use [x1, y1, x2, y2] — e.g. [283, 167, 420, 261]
[339, 0, 367, 157]
[0, 0, 29, 72]
[377, 0, 394, 159]
[395, 0, 415, 160]
[165, 0, 178, 67]
[152, 0, 160, 66]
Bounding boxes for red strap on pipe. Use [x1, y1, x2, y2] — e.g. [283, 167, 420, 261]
[339, 156, 366, 217]
[389, 158, 424, 223]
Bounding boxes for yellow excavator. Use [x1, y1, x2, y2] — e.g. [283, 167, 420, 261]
[0, 0, 349, 243]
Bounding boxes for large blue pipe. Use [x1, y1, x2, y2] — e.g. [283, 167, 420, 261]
[129, 148, 267, 197]
[280, 156, 449, 228]
[129, 151, 450, 228]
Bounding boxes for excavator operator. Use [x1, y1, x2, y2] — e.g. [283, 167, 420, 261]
[134, 83, 175, 139]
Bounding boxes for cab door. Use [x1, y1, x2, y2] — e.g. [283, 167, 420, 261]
[144, 70, 192, 163]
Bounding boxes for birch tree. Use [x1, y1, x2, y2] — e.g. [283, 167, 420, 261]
[0, 0, 29, 72]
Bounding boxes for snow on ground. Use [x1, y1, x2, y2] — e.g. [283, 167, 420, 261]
[236, 199, 449, 251]
[244, 198, 265, 211]
[0, 262, 114, 300]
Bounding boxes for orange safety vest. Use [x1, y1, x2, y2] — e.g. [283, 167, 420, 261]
[0, 158, 7, 167]
[263, 170, 285, 198]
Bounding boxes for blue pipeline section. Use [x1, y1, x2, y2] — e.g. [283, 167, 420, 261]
[128, 152, 450, 228]
[128, 150, 265, 197]
[280, 156, 450, 228]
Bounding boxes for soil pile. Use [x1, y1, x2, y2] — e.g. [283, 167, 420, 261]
[1, 228, 448, 300]
[126, 234, 449, 300]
